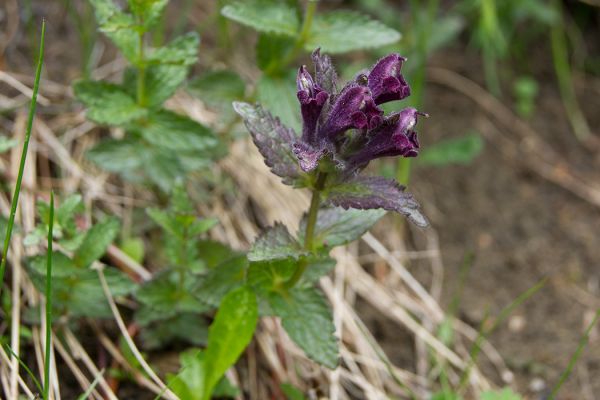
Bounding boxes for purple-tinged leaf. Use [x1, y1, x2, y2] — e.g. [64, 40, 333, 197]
[248, 223, 307, 262]
[325, 175, 428, 227]
[233, 102, 301, 185]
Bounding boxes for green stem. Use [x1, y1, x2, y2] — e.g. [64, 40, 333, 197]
[284, 172, 326, 289]
[0, 20, 45, 298]
[43, 191, 54, 400]
[298, 0, 317, 44]
[549, 307, 600, 399]
[136, 28, 147, 107]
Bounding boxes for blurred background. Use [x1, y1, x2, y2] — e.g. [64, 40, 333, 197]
[1, 0, 600, 399]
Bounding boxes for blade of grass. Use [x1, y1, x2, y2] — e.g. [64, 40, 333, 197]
[2, 343, 44, 395]
[458, 277, 547, 390]
[548, 307, 600, 399]
[43, 191, 54, 400]
[76, 368, 105, 400]
[0, 19, 45, 298]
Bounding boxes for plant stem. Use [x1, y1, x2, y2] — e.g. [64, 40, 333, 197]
[0, 20, 45, 299]
[298, 0, 317, 44]
[285, 172, 326, 289]
[43, 191, 54, 400]
[549, 307, 600, 399]
[136, 27, 147, 107]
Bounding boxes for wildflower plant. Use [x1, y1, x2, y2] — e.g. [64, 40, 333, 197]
[74, 0, 221, 191]
[231, 50, 428, 368]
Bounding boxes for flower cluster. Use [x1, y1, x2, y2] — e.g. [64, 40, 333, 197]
[293, 50, 426, 173]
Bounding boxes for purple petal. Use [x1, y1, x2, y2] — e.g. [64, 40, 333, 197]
[367, 54, 411, 105]
[292, 141, 326, 172]
[297, 66, 329, 145]
[319, 84, 383, 140]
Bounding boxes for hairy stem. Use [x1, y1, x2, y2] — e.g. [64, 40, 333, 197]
[0, 20, 45, 298]
[285, 172, 326, 289]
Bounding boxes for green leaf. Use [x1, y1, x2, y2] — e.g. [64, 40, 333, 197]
[120, 237, 145, 263]
[168, 349, 207, 400]
[139, 312, 208, 349]
[197, 240, 239, 269]
[481, 388, 522, 400]
[418, 133, 484, 167]
[87, 138, 146, 173]
[269, 287, 338, 368]
[299, 207, 386, 248]
[306, 11, 401, 54]
[203, 286, 258, 400]
[56, 195, 84, 235]
[195, 255, 248, 307]
[298, 256, 335, 286]
[136, 109, 219, 152]
[74, 81, 146, 125]
[257, 74, 301, 132]
[188, 70, 246, 106]
[73, 217, 120, 268]
[248, 223, 305, 262]
[147, 208, 179, 236]
[256, 34, 295, 74]
[89, 0, 138, 62]
[221, 0, 299, 36]
[281, 383, 306, 400]
[247, 258, 296, 295]
[127, 0, 168, 28]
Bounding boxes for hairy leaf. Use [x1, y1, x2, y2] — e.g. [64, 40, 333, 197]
[73, 217, 121, 268]
[299, 207, 386, 248]
[233, 102, 301, 185]
[74, 81, 146, 125]
[247, 258, 296, 295]
[269, 287, 338, 368]
[326, 175, 428, 227]
[306, 11, 401, 54]
[127, 0, 168, 29]
[221, 0, 299, 36]
[203, 286, 258, 400]
[188, 70, 246, 106]
[248, 223, 305, 261]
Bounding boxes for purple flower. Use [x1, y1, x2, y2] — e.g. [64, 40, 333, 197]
[347, 107, 425, 168]
[367, 54, 410, 105]
[297, 66, 328, 146]
[318, 83, 383, 141]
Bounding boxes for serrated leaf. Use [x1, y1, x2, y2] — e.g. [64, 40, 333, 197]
[418, 133, 484, 167]
[221, 0, 299, 36]
[188, 70, 246, 106]
[299, 207, 386, 248]
[233, 102, 302, 185]
[326, 175, 428, 228]
[299, 256, 336, 286]
[269, 287, 338, 368]
[87, 138, 147, 173]
[147, 208, 180, 236]
[248, 223, 305, 261]
[247, 258, 296, 295]
[73, 217, 121, 267]
[127, 0, 168, 28]
[256, 74, 301, 132]
[136, 109, 218, 152]
[74, 81, 146, 125]
[195, 255, 248, 307]
[89, 0, 138, 61]
[203, 286, 258, 400]
[306, 11, 401, 54]
[148, 32, 199, 66]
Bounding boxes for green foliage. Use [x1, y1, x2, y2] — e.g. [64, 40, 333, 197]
[481, 388, 522, 400]
[221, 0, 300, 36]
[513, 76, 539, 118]
[73, 217, 120, 267]
[188, 70, 246, 107]
[299, 207, 386, 248]
[78, 0, 220, 191]
[248, 223, 306, 262]
[418, 133, 484, 167]
[269, 287, 338, 368]
[257, 74, 301, 132]
[306, 11, 401, 53]
[202, 286, 258, 400]
[280, 383, 306, 400]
